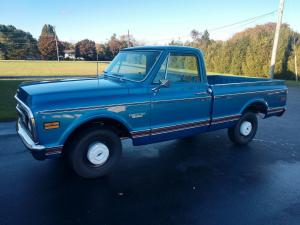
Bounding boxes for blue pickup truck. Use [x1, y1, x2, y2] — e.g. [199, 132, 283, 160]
[15, 46, 287, 178]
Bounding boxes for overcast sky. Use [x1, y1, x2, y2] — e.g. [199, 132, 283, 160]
[1, 0, 299, 44]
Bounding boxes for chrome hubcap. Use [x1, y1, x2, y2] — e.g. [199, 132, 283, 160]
[240, 121, 252, 136]
[87, 142, 109, 166]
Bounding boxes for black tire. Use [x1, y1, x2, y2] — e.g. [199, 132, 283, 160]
[67, 127, 122, 178]
[228, 112, 258, 145]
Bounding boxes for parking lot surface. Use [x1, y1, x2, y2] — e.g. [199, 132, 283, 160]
[0, 86, 299, 225]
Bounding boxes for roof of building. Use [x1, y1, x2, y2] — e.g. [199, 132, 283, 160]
[64, 49, 75, 54]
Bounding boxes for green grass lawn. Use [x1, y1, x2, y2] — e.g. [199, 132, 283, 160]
[0, 60, 108, 76]
[0, 80, 26, 121]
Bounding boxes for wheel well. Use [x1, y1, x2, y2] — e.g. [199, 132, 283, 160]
[64, 118, 131, 150]
[243, 102, 268, 115]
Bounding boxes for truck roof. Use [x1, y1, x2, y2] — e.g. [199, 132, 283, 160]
[124, 45, 201, 52]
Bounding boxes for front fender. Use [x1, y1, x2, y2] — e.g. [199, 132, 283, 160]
[58, 109, 133, 146]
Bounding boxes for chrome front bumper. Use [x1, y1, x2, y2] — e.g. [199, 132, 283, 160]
[17, 120, 45, 151]
[17, 120, 63, 160]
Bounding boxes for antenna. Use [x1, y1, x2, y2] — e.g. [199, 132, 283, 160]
[96, 52, 99, 76]
[127, 30, 130, 47]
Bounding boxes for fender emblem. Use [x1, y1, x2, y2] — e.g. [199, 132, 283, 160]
[129, 113, 146, 119]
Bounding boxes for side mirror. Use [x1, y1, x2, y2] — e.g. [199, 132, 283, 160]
[152, 79, 170, 92]
[159, 79, 170, 88]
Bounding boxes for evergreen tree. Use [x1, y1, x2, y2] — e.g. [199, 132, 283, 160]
[0, 25, 40, 59]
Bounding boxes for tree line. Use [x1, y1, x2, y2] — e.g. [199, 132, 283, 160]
[0, 23, 299, 79]
[0, 24, 138, 61]
[179, 23, 299, 79]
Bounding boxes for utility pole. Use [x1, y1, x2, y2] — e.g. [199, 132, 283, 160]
[270, 0, 285, 78]
[294, 35, 298, 82]
[127, 30, 130, 47]
[53, 26, 60, 62]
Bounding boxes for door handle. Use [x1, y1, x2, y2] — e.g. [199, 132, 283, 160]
[207, 88, 213, 94]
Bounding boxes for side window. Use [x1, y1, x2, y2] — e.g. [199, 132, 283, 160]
[167, 53, 200, 83]
[153, 57, 168, 83]
[153, 53, 200, 84]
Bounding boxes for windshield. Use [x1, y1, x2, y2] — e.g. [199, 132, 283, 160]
[104, 50, 161, 82]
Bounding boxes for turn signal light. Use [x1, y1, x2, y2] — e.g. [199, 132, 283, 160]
[44, 122, 60, 130]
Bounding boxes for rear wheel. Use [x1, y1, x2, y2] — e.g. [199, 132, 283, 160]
[67, 127, 122, 178]
[228, 112, 258, 145]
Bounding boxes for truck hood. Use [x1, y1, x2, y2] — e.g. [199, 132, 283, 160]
[17, 78, 130, 111]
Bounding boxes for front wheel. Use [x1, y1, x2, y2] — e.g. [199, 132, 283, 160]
[228, 112, 258, 145]
[67, 127, 122, 178]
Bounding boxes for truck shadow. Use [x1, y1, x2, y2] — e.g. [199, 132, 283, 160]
[33, 131, 267, 225]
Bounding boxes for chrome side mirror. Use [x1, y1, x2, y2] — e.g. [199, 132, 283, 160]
[152, 79, 170, 92]
[159, 79, 170, 88]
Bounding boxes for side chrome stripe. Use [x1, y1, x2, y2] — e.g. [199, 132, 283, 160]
[214, 89, 286, 99]
[38, 96, 212, 115]
[267, 107, 286, 114]
[38, 101, 151, 114]
[152, 96, 211, 104]
[211, 114, 241, 125]
[131, 114, 242, 139]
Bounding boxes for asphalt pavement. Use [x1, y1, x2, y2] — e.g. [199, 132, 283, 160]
[0, 86, 299, 225]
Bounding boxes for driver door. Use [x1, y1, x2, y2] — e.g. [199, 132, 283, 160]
[150, 52, 212, 142]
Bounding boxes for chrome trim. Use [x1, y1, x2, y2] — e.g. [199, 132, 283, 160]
[214, 89, 287, 99]
[152, 96, 211, 104]
[131, 120, 210, 138]
[151, 122, 210, 136]
[268, 106, 286, 111]
[38, 95, 212, 115]
[14, 94, 34, 118]
[15, 95, 39, 142]
[17, 120, 45, 151]
[211, 118, 240, 125]
[211, 79, 285, 87]
[211, 114, 241, 125]
[38, 101, 151, 114]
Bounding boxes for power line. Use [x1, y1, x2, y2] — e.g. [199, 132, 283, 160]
[148, 10, 277, 44]
[208, 10, 276, 32]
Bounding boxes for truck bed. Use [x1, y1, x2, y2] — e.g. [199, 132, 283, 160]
[206, 75, 287, 129]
